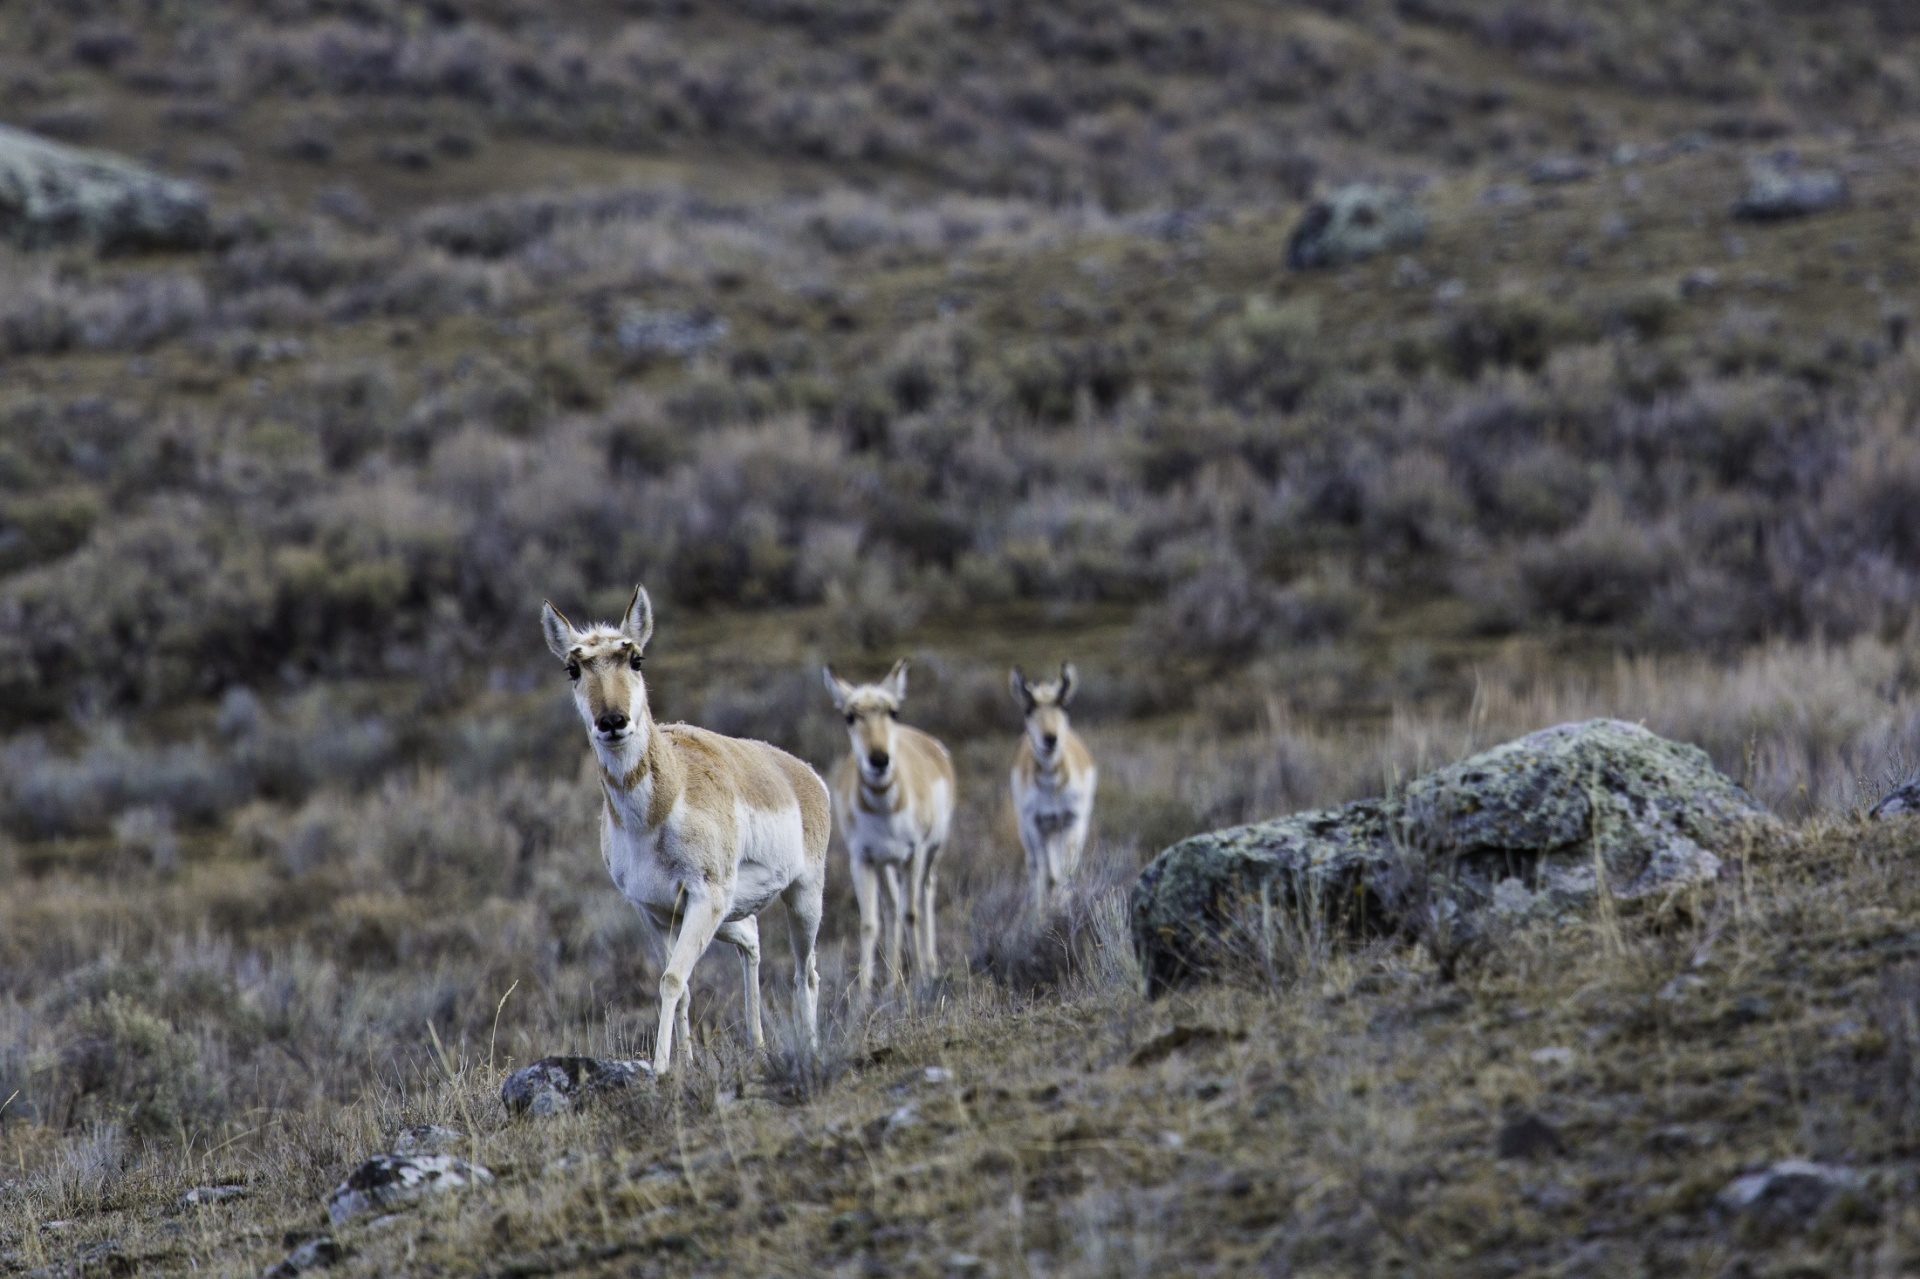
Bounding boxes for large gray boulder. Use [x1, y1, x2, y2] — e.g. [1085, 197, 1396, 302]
[1285, 184, 1428, 270]
[0, 125, 210, 251]
[1131, 719, 1776, 995]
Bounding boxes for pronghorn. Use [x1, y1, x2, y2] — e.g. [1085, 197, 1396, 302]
[1009, 663, 1097, 914]
[542, 586, 828, 1075]
[823, 660, 956, 997]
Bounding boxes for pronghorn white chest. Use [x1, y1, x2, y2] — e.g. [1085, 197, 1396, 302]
[600, 774, 687, 912]
[846, 779, 944, 864]
[1016, 759, 1096, 835]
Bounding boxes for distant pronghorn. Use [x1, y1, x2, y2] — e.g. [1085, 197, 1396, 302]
[824, 660, 957, 997]
[542, 586, 829, 1074]
[1009, 664, 1097, 914]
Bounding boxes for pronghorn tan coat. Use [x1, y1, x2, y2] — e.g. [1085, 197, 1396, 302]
[543, 587, 829, 1074]
[824, 660, 956, 996]
[1010, 664, 1097, 914]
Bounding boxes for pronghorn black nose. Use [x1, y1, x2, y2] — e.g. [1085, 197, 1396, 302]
[1042, 733, 1058, 751]
[868, 749, 890, 771]
[596, 711, 629, 735]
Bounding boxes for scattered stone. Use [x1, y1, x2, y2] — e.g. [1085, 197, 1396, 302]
[0, 124, 210, 251]
[1680, 268, 1722, 298]
[263, 1237, 342, 1277]
[1529, 1046, 1574, 1069]
[922, 1067, 953, 1085]
[1530, 156, 1591, 185]
[884, 1104, 921, 1136]
[1870, 778, 1920, 819]
[1716, 1160, 1874, 1236]
[1132, 720, 1777, 995]
[1285, 184, 1428, 270]
[391, 1124, 466, 1157]
[1733, 164, 1848, 221]
[325, 1155, 493, 1225]
[1495, 1112, 1566, 1160]
[615, 307, 729, 361]
[500, 1055, 653, 1117]
[178, 1184, 248, 1210]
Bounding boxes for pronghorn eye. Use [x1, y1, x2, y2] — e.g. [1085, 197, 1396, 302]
[628, 652, 643, 672]
[844, 713, 856, 726]
[566, 662, 580, 681]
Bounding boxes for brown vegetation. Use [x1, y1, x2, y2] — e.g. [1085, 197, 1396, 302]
[3, 0, 1920, 1272]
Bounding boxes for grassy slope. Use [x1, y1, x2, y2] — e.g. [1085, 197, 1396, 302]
[3, 0, 1920, 1274]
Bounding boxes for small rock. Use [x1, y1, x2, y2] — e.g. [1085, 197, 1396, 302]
[1680, 268, 1722, 298]
[1285, 185, 1428, 270]
[615, 307, 729, 361]
[1530, 156, 1591, 185]
[0, 124, 209, 251]
[923, 1067, 954, 1085]
[1716, 1160, 1873, 1235]
[946, 1254, 985, 1274]
[884, 1104, 921, 1136]
[1529, 1046, 1574, 1069]
[263, 1237, 342, 1277]
[1870, 778, 1920, 819]
[325, 1155, 493, 1225]
[391, 1125, 465, 1157]
[178, 1184, 248, 1210]
[1734, 165, 1848, 221]
[1495, 1112, 1566, 1160]
[500, 1055, 653, 1117]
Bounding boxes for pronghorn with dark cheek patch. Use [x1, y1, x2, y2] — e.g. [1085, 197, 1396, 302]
[1010, 664, 1097, 914]
[542, 586, 829, 1075]
[823, 660, 956, 997]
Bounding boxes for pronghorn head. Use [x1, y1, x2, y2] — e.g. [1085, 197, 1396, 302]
[1011, 663, 1078, 765]
[542, 585, 655, 764]
[824, 659, 910, 787]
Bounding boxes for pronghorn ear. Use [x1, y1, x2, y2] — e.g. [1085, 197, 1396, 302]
[621, 585, 654, 652]
[1009, 667, 1035, 712]
[823, 666, 853, 711]
[882, 657, 910, 704]
[541, 600, 577, 660]
[1058, 662, 1078, 707]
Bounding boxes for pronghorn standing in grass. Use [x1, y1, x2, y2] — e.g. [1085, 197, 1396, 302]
[824, 660, 956, 997]
[542, 586, 829, 1075]
[1009, 664, 1097, 915]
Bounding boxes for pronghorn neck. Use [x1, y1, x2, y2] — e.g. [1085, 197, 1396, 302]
[597, 712, 680, 830]
[856, 771, 900, 815]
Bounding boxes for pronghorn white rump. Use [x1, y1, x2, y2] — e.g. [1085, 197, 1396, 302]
[1009, 663, 1097, 914]
[542, 586, 829, 1074]
[823, 659, 956, 997]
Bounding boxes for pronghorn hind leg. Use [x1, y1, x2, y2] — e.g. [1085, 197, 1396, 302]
[851, 851, 881, 1001]
[922, 843, 943, 979]
[781, 872, 823, 1051]
[717, 916, 764, 1050]
[655, 894, 725, 1075]
[880, 861, 906, 992]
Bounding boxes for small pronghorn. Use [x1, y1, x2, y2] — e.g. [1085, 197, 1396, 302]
[542, 586, 829, 1075]
[1009, 664, 1097, 914]
[823, 660, 956, 997]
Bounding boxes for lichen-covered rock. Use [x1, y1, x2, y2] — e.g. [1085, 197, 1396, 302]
[390, 1124, 465, 1157]
[1733, 164, 1848, 221]
[1132, 720, 1776, 994]
[0, 125, 210, 251]
[1870, 778, 1920, 819]
[500, 1055, 653, 1117]
[325, 1155, 491, 1224]
[1716, 1160, 1873, 1238]
[1285, 185, 1428, 270]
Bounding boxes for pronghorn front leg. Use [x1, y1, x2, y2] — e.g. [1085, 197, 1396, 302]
[880, 860, 907, 991]
[921, 842, 942, 977]
[1024, 821, 1049, 916]
[655, 892, 725, 1074]
[851, 851, 882, 1000]
[717, 916, 763, 1050]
